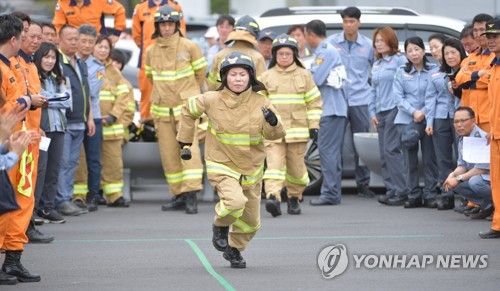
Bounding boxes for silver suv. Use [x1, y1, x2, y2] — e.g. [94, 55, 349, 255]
[257, 6, 466, 195]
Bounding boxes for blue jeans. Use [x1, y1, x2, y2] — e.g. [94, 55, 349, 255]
[55, 128, 85, 207]
[83, 119, 103, 195]
[453, 175, 492, 208]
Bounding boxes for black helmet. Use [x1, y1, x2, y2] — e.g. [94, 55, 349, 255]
[233, 15, 260, 39]
[272, 34, 299, 54]
[154, 5, 181, 23]
[268, 34, 304, 70]
[219, 51, 256, 77]
[218, 51, 265, 92]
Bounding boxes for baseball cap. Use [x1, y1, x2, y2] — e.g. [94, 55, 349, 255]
[258, 29, 277, 41]
[481, 17, 500, 35]
[401, 122, 425, 148]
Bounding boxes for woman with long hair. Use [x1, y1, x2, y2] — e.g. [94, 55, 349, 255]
[393, 36, 439, 208]
[33, 42, 71, 223]
[425, 37, 467, 210]
[369, 26, 409, 206]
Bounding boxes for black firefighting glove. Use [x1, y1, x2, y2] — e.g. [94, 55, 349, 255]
[261, 107, 278, 126]
[105, 114, 117, 125]
[179, 142, 193, 160]
[309, 128, 319, 141]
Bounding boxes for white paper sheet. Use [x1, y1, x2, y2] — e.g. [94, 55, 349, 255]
[462, 136, 490, 163]
[39, 136, 51, 152]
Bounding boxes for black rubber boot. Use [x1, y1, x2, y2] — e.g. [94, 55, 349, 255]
[287, 197, 301, 215]
[265, 194, 282, 217]
[223, 247, 246, 268]
[161, 194, 186, 211]
[185, 191, 198, 214]
[212, 224, 229, 252]
[0, 270, 17, 285]
[2, 250, 41, 282]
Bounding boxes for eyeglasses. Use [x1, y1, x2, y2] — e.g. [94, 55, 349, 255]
[453, 117, 473, 125]
[277, 52, 293, 57]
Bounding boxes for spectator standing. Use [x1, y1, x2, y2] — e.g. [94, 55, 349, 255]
[304, 20, 347, 206]
[425, 38, 466, 210]
[393, 36, 438, 208]
[52, 0, 126, 45]
[456, 14, 494, 132]
[287, 25, 311, 58]
[72, 24, 105, 212]
[327, 7, 376, 198]
[369, 26, 408, 206]
[41, 22, 57, 45]
[0, 14, 40, 283]
[55, 25, 93, 216]
[205, 15, 235, 72]
[480, 17, 500, 239]
[33, 42, 71, 224]
[257, 29, 277, 68]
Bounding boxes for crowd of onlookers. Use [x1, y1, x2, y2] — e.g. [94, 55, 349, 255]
[1, 0, 500, 284]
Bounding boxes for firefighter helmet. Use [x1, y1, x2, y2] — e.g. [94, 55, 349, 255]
[233, 15, 260, 39]
[218, 51, 265, 92]
[272, 34, 299, 54]
[154, 5, 180, 23]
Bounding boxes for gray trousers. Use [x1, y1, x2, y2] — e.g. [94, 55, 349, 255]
[399, 124, 438, 200]
[453, 175, 492, 208]
[35, 132, 65, 211]
[318, 115, 347, 204]
[347, 105, 371, 186]
[432, 118, 456, 197]
[376, 108, 408, 197]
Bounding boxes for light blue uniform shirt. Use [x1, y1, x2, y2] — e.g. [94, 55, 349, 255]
[393, 63, 438, 125]
[457, 125, 490, 181]
[41, 75, 72, 132]
[0, 143, 19, 171]
[85, 55, 104, 119]
[327, 32, 374, 106]
[424, 66, 459, 127]
[309, 39, 347, 117]
[369, 54, 407, 117]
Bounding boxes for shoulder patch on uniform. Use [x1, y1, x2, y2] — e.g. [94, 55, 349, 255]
[469, 61, 476, 65]
[9, 77, 15, 83]
[15, 64, 20, 69]
[97, 71, 104, 80]
[315, 57, 324, 65]
[55, 4, 60, 11]
[67, 12, 75, 16]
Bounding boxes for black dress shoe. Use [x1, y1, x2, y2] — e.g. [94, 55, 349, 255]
[404, 198, 423, 208]
[387, 196, 408, 206]
[423, 198, 437, 208]
[470, 205, 494, 219]
[463, 207, 481, 216]
[437, 196, 455, 210]
[454, 205, 473, 213]
[309, 198, 336, 206]
[479, 229, 500, 239]
[377, 195, 390, 205]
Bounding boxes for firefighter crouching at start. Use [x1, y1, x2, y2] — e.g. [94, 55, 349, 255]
[260, 34, 322, 217]
[177, 51, 286, 268]
[145, 5, 207, 214]
[94, 36, 130, 207]
[206, 15, 266, 92]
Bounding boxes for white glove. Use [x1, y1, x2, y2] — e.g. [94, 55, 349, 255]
[326, 65, 347, 89]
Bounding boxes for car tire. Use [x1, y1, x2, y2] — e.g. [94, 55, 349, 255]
[303, 139, 322, 196]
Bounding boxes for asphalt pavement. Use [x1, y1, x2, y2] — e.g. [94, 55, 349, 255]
[3, 186, 500, 291]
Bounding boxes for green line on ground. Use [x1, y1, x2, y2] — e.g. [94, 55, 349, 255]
[54, 234, 444, 243]
[185, 239, 235, 291]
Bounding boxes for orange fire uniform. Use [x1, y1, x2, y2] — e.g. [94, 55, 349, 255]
[0, 50, 41, 251]
[132, 0, 186, 119]
[456, 48, 495, 132]
[53, 0, 126, 37]
[488, 57, 500, 232]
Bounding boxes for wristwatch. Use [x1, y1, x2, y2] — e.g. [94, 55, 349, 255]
[456, 175, 463, 183]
